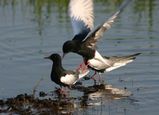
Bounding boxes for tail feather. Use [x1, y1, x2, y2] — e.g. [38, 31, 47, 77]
[123, 53, 141, 60]
[105, 53, 141, 72]
[104, 53, 141, 61]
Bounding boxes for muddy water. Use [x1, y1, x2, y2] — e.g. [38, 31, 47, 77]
[0, 0, 159, 115]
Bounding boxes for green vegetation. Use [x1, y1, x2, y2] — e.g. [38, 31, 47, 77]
[0, 0, 157, 35]
[0, 0, 156, 17]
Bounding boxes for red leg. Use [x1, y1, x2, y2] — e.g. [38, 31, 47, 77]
[76, 62, 84, 71]
[93, 73, 104, 85]
[90, 71, 97, 85]
[90, 71, 104, 85]
[76, 61, 88, 74]
[55, 87, 69, 97]
[90, 71, 97, 81]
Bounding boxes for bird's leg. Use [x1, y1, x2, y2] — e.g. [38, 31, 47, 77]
[90, 71, 97, 85]
[83, 61, 89, 71]
[91, 71, 96, 78]
[76, 61, 88, 74]
[96, 73, 104, 85]
[76, 62, 84, 71]
[55, 87, 69, 97]
[61, 87, 69, 96]
[90, 71, 104, 85]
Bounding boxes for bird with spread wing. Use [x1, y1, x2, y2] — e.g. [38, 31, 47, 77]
[62, 0, 141, 83]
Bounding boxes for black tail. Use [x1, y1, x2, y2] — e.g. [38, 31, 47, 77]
[126, 53, 141, 60]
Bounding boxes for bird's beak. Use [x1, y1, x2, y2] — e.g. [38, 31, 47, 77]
[44, 56, 50, 59]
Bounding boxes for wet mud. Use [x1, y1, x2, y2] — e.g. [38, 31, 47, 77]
[0, 84, 131, 114]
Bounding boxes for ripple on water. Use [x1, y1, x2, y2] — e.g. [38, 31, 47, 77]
[0, 0, 159, 115]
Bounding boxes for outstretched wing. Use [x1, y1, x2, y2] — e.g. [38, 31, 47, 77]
[83, 0, 132, 49]
[69, 0, 94, 40]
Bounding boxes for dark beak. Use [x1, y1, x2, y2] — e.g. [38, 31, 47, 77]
[44, 56, 50, 59]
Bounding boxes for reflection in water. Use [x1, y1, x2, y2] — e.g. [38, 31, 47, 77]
[0, 0, 69, 35]
[0, 84, 133, 114]
[133, 0, 155, 32]
[27, 0, 69, 35]
[0, 0, 159, 115]
[74, 84, 132, 107]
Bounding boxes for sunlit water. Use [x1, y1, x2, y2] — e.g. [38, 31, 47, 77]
[0, 0, 159, 115]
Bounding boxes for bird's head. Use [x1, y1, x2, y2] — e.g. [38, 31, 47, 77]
[44, 53, 61, 62]
[62, 40, 76, 58]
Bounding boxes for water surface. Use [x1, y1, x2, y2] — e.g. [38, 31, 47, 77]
[0, 0, 159, 115]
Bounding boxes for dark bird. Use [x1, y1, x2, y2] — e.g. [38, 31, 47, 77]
[62, 0, 140, 78]
[45, 53, 89, 93]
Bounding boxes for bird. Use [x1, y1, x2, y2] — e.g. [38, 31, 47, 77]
[62, 0, 140, 81]
[45, 53, 89, 94]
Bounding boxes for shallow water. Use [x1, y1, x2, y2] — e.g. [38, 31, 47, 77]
[0, 0, 159, 115]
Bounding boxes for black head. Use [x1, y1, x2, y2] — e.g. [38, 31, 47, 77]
[62, 40, 76, 55]
[44, 53, 61, 62]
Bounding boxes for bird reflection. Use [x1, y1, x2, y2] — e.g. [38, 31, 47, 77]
[0, 85, 133, 115]
[37, 83, 132, 114]
[74, 84, 132, 106]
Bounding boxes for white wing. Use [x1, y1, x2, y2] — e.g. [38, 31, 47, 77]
[69, 0, 94, 36]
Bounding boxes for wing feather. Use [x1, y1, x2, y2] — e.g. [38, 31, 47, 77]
[69, 0, 94, 36]
[83, 0, 132, 49]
